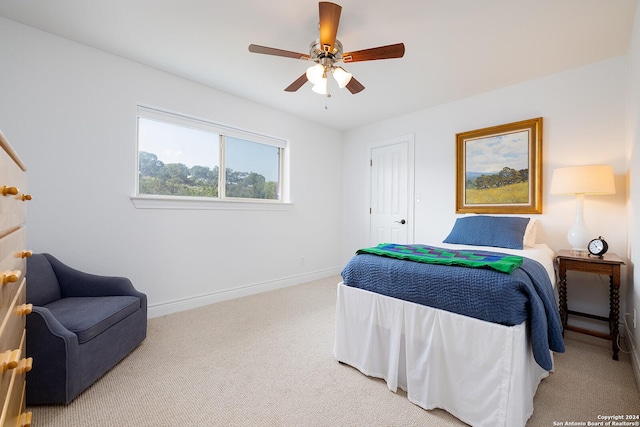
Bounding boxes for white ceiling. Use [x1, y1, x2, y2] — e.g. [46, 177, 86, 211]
[0, 0, 637, 131]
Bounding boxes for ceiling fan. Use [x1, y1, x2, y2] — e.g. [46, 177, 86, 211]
[248, 1, 405, 96]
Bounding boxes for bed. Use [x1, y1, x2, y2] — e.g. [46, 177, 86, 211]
[333, 216, 565, 427]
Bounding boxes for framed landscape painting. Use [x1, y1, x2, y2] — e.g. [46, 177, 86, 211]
[455, 117, 543, 214]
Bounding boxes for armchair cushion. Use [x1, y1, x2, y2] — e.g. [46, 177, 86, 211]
[44, 296, 142, 344]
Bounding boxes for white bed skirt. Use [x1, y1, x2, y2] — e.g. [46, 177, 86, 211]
[334, 282, 551, 427]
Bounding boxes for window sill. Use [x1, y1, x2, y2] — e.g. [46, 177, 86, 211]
[130, 195, 293, 211]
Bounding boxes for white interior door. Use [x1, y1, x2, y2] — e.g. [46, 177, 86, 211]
[369, 137, 414, 246]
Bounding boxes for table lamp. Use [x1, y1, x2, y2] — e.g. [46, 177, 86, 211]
[550, 164, 616, 251]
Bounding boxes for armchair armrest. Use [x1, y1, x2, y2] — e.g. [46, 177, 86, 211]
[29, 306, 78, 342]
[26, 306, 82, 405]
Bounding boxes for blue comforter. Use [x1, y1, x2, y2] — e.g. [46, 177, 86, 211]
[341, 252, 565, 370]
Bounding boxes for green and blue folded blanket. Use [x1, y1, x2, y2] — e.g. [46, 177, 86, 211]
[356, 243, 523, 274]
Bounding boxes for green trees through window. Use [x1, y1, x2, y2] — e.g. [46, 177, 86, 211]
[139, 151, 219, 197]
[139, 151, 278, 199]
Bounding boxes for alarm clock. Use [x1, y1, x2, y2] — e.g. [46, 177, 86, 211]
[588, 236, 609, 257]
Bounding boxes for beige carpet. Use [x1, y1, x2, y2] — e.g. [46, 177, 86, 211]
[29, 275, 640, 426]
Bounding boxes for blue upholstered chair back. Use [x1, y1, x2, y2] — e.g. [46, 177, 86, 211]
[26, 253, 62, 306]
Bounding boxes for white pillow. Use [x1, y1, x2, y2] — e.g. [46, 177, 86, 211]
[523, 219, 537, 247]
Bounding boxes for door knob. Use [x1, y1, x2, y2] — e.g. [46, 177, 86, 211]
[395, 219, 406, 224]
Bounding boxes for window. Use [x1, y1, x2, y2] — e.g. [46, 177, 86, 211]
[135, 106, 286, 205]
[224, 137, 280, 199]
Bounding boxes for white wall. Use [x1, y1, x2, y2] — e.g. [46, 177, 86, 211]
[626, 2, 640, 387]
[343, 57, 629, 328]
[0, 17, 344, 317]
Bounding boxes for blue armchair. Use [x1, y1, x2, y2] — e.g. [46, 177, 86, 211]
[25, 253, 147, 405]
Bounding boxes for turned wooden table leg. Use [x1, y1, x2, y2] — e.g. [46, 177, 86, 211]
[609, 269, 620, 361]
[558, 264, 568, 334]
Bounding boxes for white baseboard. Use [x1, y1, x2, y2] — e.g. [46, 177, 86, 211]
[147, 267, 342, 318]
[625, 321, 640, 396]
[632, 349, 640, 396]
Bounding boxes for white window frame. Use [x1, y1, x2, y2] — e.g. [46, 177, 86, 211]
[131, 106, 291, 211]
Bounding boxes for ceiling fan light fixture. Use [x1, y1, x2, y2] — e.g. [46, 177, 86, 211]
[248, 3, 405, 97]
[312, 77, 327, 94]
[332, 66, 352, 88]
[306, 64, 325, 85]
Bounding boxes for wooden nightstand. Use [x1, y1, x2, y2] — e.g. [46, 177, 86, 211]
[556, 250, 625, 360]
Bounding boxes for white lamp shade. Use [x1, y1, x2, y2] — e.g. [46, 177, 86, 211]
[332, 67, 352, 88]
[306, 64, 325, 86]
[311, 77, 327, 95]
[550, 165, 616, 195]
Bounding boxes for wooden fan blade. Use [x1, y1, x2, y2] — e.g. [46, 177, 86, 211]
[345, 76, 365, 94]
[342, 43, 405, 63]
[248, 44, 310, 60]
[284, 73, 308, 92]
[319, 2, 341, 53]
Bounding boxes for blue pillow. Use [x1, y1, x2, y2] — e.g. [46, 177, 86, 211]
[443, 216, 530, 250]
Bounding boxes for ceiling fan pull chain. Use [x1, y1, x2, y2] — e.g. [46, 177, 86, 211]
[325, 85, 332, 109]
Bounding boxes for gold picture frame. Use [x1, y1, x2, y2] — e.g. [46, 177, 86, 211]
[456, 117, 543, 214]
